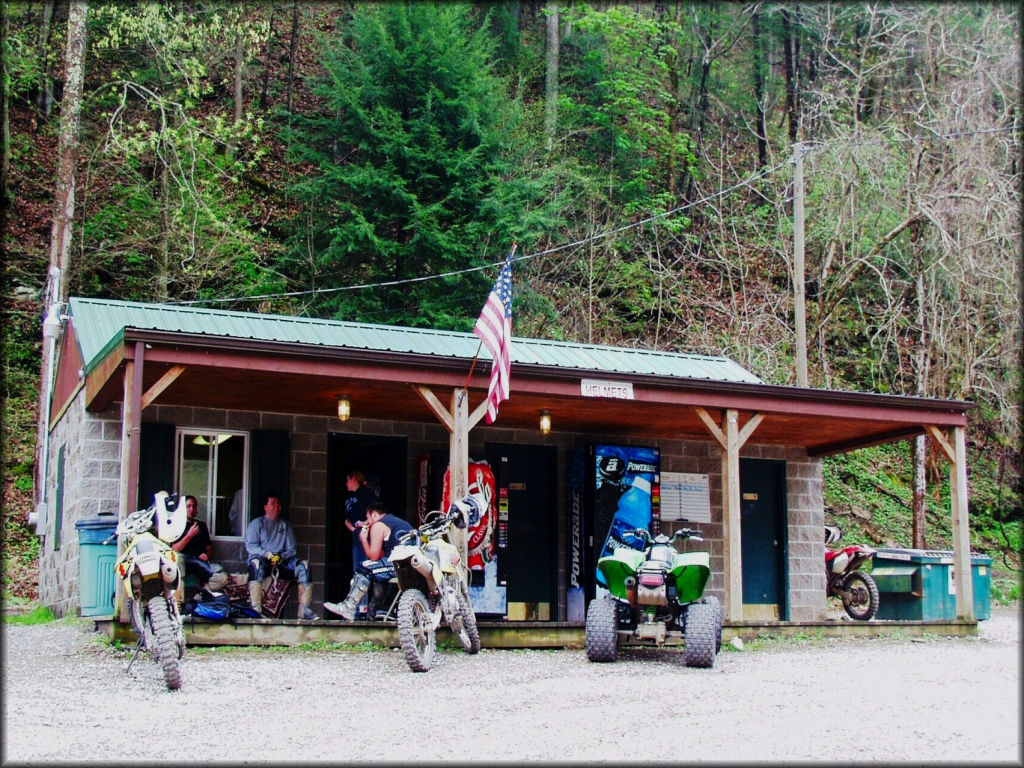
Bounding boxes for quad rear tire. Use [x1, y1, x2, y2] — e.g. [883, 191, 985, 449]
[397, 589, 435, 672]
[700, 595, 723, 653]
[683, 602, 717, 668]
[147, 595, 183, 690]
[842, 571, 879, 621]
[585, 598, 619, 662]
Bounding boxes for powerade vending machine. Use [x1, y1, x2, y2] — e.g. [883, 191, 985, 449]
[567, 444, 660, 620]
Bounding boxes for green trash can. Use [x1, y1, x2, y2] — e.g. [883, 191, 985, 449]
[969, 553, 992, 620]
[873, 548, 991, 621]
[75, 513, 119, 617]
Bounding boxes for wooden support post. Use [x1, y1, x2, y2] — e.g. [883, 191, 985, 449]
[951, 425, 975, 620]
[116, 342, 144, 621]
[449, 388, 470, 561]
[723, 409, 743, 622]
[694, 407, 763, 623]
[413, 384, 475, 562]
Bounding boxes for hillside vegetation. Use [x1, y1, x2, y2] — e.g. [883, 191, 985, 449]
[2, 2, 1020, 603]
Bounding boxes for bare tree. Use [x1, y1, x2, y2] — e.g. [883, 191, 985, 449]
[36, 0, 88, 506]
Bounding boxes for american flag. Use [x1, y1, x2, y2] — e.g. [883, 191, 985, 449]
[473, 248, 515, 423]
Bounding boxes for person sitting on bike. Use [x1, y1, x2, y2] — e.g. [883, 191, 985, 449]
[324, 501, 413, 621]
[244, 493, 319, 620]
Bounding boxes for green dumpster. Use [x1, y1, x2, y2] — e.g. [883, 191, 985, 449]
[75, 513, 119, 617]
[873, 548, 991, 621]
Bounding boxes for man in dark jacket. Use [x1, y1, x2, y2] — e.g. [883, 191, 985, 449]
[171, 495, 222, 583]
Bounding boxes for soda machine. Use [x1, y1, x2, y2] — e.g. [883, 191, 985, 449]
[417, 452, 507, 615]
[567, 444, 660, 621]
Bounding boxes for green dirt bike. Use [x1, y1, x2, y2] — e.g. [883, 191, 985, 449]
[585, 527, 723, 668]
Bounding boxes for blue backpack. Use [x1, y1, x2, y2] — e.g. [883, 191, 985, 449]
[193, 593, 231, 621]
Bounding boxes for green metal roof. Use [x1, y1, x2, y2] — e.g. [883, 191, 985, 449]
[67, 296, 762, 384]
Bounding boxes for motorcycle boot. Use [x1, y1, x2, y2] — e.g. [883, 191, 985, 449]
[248, 580, 264, 616]
[297, 582, 319, 620]
[324, 573, 370, 621]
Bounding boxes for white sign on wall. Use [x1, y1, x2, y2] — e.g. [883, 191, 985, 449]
[660, 472, 711, 523]
[580, 378, 634, 400]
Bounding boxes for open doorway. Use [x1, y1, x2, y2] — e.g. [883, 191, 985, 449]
[325, 433, 407, 604]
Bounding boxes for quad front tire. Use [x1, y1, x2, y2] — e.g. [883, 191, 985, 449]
[842, 571, 880, 621]
[683, 602, 717, 668]
[397, 589, 436, 672]
[585, 598, 619, 663]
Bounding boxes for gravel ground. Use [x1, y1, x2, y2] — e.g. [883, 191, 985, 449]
[3, 607, 1020, 765]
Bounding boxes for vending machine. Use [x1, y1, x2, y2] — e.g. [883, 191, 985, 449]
[567, 444, 660, 621]
[416, 452, 507, 615]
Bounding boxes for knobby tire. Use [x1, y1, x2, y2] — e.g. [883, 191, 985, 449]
[397, 589, 435, 672]
[683, 602, 717, 668]
[842, 571, 880, 621]
[585, 598, 618, 662]
[147, 595, 183, 689]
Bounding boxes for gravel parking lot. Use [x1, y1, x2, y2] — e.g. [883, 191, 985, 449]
[3, 606, 1020, 764]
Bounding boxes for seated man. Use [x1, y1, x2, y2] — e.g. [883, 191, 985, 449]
[324, 501, 412, 621]
[244, 493, 319, 620]
[170, 495, 223, 585]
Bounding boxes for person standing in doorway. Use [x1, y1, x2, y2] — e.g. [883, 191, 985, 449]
[344, 470, 377, 574]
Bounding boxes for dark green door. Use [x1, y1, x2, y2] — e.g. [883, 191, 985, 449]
[740, 458, 787, 619]
[485, 442, 558, 619]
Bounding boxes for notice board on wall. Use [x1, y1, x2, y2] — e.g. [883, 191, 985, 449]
[660, 472, 711, 523]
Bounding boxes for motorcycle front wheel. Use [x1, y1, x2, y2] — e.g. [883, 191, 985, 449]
[453, 581, 481, 654]
[147, 595, 183, 689]
[397, 589, 435, 672]
[842, 571, 880, 621]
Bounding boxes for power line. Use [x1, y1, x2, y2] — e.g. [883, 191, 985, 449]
[169, 123, 1016, 310]
[171, 156, 792, 308]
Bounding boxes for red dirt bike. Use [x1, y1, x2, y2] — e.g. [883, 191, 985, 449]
[825, 524, 879, 620]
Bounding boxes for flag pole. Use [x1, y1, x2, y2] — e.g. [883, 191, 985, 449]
[465, 243, 516, 392]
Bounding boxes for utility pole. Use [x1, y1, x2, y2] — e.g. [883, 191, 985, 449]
[792, 142, 808, 387]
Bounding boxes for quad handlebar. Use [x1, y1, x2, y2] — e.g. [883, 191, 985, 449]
[623, 527, 704, 548]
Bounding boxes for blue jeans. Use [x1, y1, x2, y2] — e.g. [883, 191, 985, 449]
[182, 555, 221, 581]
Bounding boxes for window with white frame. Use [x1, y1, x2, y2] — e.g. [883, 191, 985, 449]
[175, 429, 248, 538]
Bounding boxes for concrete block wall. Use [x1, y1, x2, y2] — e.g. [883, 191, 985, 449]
[42, 399, 826, 622]
[38, 391, 123, 617]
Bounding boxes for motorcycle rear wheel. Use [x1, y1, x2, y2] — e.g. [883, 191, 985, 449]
[683, 602, 717, 668]
[397, 589, 435, 672]
[147, 595, 183, 690]
[842, 571, 880, 621]
[584, 598, 618, 662]
[454, 582, 481, 654]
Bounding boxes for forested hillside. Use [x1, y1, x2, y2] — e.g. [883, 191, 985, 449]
[2, 2, 1020, 601]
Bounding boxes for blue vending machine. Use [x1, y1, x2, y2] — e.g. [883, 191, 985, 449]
[567, 444, 660, 621]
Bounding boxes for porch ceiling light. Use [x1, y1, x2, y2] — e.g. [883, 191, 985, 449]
[539, 409, 551, 435]
[337, 394, 351, 422]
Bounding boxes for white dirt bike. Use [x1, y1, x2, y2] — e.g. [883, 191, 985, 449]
[388, 494, 486, 672]
[108, 491, 188, 689]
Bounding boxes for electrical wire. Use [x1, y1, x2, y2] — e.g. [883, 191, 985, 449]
[170, 156, 792, 307]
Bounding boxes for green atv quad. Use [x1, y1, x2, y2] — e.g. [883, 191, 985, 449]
[585, 527, 723, 667]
